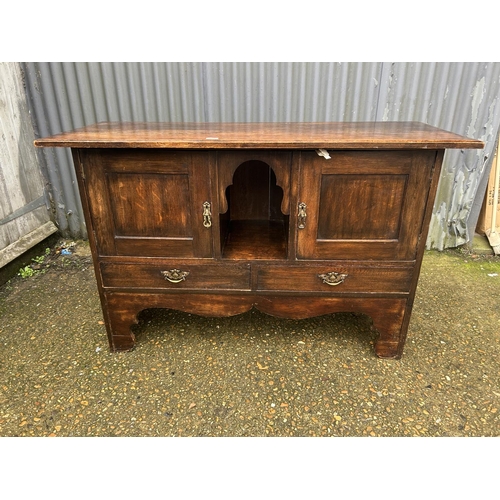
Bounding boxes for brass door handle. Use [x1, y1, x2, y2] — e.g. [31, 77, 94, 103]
[318, 271, 348, 286]
[161, 269, 190, 283]
[298, 202, 307, 229]
[203, 201, 212, 228]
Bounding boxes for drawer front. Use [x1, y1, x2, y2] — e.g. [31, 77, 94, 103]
[255, 262, 414, 294]
[101, 261, 251, 290]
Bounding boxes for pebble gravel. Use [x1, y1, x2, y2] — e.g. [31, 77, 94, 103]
[0, 241, 499, 437]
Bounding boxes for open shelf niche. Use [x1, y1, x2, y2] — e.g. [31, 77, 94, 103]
[220, 160, 289, 259]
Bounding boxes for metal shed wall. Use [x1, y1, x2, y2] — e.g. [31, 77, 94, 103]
[22, 62, 500, 249]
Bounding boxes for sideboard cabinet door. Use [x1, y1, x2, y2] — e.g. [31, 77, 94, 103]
[296, 150, 437, 260]
[80, 149, 213, 258]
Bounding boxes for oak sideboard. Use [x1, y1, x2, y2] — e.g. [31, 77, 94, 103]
[35, 122, 483, 358]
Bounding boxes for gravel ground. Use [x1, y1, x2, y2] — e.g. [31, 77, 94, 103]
[0, 240, 499, 437]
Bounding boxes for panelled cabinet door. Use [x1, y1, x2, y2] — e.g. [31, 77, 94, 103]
[296, 150, 437, 260]
[81, 150, 213, 258]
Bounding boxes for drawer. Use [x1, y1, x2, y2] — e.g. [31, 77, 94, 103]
[100, 261, 251, 290]
[255, 262, 414, 294]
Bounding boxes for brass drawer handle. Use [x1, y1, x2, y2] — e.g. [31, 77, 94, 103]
[298, 202, 307, 229]
[318, 271, 348, 286]
[203, 201, 212, 228]
[161, 269, 190, 283]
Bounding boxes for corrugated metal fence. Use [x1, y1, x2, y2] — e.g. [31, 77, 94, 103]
[22, 62, 500, 249]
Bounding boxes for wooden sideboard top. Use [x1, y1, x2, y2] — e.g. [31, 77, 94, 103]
[34, 121, 484, 150]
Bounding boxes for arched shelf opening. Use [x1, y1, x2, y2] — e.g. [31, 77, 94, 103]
[220, 160, 289, 259]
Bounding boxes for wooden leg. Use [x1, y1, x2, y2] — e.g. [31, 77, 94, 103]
[254, 295, 411, 359]
[104, 294, 142, 352]
[102, 292, 257, 352]
[371, 300, 408, 359]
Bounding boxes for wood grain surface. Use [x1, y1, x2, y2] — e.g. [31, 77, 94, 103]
[35, 121, 483, 149]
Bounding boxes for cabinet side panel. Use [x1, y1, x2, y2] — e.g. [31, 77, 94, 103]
[82, 150, 117, 255]
[395, 150, 436, 258]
